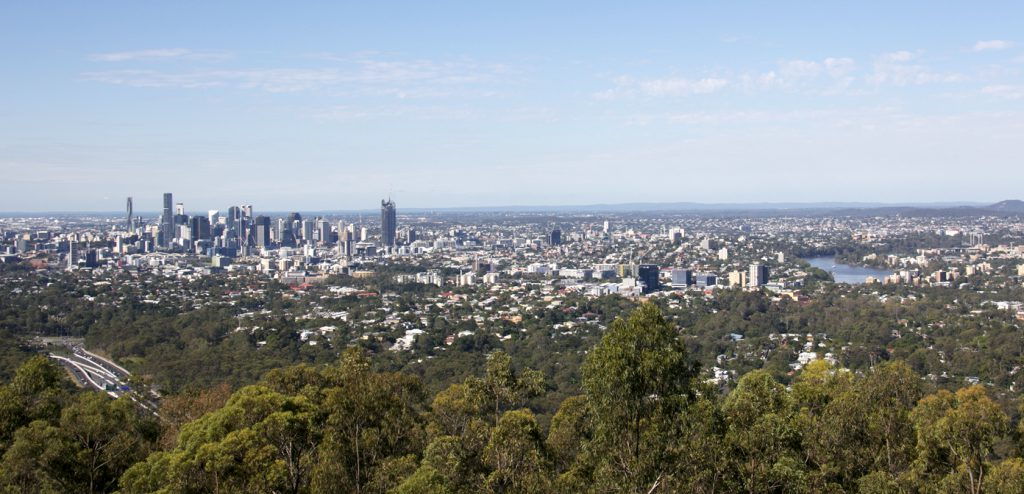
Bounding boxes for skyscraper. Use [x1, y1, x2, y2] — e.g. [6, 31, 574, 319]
[749, 263, 769, 287]
[302, 219, 314, 244]
[549, 229, 562, 246]
[638, 264, 660, 293]
[254, 215, 271, 249]
[161, 193, 173, 247]
[126, 197, 133, 231]
[381, 199, 397, 248]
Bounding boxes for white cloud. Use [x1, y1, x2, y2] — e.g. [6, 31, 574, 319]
[597, 76, 728, 99]
[779, 59, 821, 78]
[981, 85, 1024, 99]
[738, 57, 855, 92]
[881, 50, 915, 62]
[82, 56, 508, 94]
[823, 57, 855, 77]
[88, 48, 230, 62]
[973, 40, 1013, 52]
[637, 77, 728, 96]
[311, 104, 475, 121]
[867, 51, 964, 86]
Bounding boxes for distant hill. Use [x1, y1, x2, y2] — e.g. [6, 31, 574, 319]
[987, 200, 1024, 213]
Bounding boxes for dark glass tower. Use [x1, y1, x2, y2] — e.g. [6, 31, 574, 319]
[254, 215, 271, 248]
[380, 199, 397, 248]
[638, 264, 660, 294]
[549, 228, 562, 246]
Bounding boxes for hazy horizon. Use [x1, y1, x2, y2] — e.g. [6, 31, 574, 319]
[2, 2, 1023, 211]
[0, 199, 1008, 215]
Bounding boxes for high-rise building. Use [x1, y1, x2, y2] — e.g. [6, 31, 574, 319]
[84, 249, 98, 268]
[749, 263, 769, 287]
[254, 216, 271, 248]
[668, 228, 684, 245]
[126, 197, 133, 231]
[189, 216, 211, 241]
[549, 229, 562, 246]
[670, 269, 693, 288]
[317, 220, 331, 245]
[161, 193, 173, 247]
[338, 227, 354, 259]
[302, 219, 314, 244]
[638, 264, 660, 293]
[695, 273, 717, 287]
[381, 199, 397, 248]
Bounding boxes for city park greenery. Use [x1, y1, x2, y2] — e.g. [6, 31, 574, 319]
[0, 304, 1023, 492]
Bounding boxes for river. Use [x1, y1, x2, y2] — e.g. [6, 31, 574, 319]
[803, 256, 893, 284]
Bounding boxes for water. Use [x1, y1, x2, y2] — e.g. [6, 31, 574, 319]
[803, 256, 893, 284]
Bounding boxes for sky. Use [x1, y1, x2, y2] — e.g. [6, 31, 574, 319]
[1, 1, 1023, 212]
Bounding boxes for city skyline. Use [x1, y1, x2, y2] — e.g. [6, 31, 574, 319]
[2, 2, 1024, 210]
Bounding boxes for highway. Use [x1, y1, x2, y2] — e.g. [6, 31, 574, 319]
[48, 346, 160, 416]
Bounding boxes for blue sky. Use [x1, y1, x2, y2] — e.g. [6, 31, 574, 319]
[1, 1, 1022, 211]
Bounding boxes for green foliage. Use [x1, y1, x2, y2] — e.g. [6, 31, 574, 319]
[910, 385, 1009, 494]
[2, 304, 1024, 493]
[1, 391, 156, 494]
[580, 302, 698, 492]
[484, 409, 550, 493]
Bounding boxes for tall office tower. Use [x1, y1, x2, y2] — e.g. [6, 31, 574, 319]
[637, 264, 660, 294]
[175, 203, 185, 216]
[338, 228, 354, 259]
[548, 228, 562, 246]
[161, 193, 173, 247]
[241, 205, 253, 218]
[126, 197, 133, 231]
[381, 199, 397, 248]
[254, 216, 271, 248]
[360, 226, 368, 242]
[208, 210, 219, 225]
[603, 220, 610, 234]
[275, 218, 286, 245]
[302, 219, 314, 244]
[189, 216, 211, 241]
[67, 241, 76, 269]
[749, 263, 769, 287]
[316, 220, 330, 245]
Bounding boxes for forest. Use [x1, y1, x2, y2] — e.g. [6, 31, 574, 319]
[0, 304, 1023, 493]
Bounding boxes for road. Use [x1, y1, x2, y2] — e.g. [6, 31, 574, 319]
[48, 346, 160, 416]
